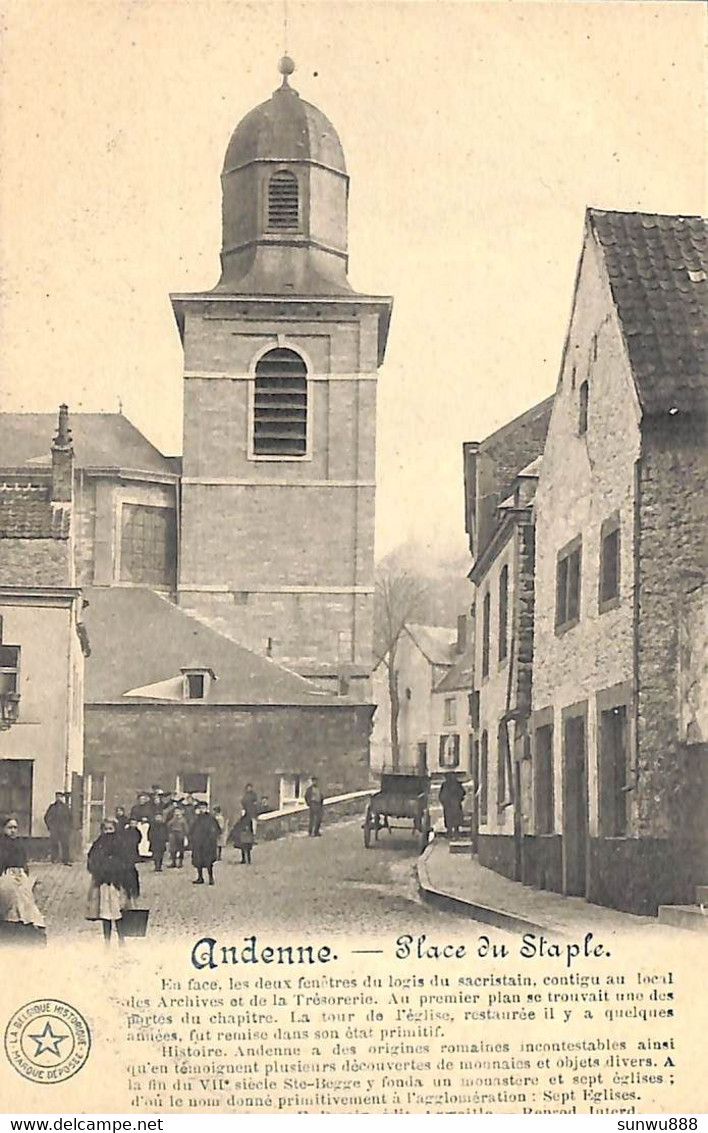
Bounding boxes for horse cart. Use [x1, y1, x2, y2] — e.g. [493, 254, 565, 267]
[363, 770, 431, 853]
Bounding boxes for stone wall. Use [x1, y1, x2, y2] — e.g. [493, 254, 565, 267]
[635, 416, 708, 840]
[178, 305, 381, 679]
[257, 789, 375, 841]
[85, 701, 373, 831]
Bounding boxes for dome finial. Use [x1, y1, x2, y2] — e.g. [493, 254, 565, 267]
[278, 54, 295, 85]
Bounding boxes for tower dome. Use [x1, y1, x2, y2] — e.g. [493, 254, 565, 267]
[217, 60, 353, 295]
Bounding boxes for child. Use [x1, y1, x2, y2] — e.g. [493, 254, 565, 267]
[148, 813, 169, 871]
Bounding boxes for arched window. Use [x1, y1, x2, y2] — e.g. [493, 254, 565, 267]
[253, 348, 308, 457]
[268, 170, 299, 230]
[578, 380, 589, 435]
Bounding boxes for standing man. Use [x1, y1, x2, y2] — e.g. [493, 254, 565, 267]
[304, 777, 325, 837]
[44, 792, 72, 865]
[190, 802, 220, 886]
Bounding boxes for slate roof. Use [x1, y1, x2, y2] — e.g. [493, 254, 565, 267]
[0, 413, 180, 477]
[0, 485, 70, 539]
[405, 624, 457, 667]
[82, 587, 349, 706]
[434, 642, 474, 693]
[590, 209, 708, 415]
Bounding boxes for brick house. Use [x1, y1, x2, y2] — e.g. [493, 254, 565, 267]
[0, 408, 88, 843]
[531, 209, 708, 914]
[82, 586, 373, 839]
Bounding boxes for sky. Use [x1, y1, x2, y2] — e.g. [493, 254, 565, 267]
[0, 0, 705, 559]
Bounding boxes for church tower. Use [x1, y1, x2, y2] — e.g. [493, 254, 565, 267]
[172, 59, 392, 694]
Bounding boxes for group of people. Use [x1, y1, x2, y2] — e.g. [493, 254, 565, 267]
[1, 775, 329, 947]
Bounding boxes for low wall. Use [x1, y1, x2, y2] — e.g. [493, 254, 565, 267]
[257, 789, 375, 841]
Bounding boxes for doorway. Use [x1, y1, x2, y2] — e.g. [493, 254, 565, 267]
[562, 707, 588, 896]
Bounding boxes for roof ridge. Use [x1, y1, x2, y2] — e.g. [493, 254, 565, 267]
[588, 206, 707, 223]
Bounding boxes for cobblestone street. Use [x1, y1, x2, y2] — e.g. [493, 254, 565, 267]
[31, 818, 476, 943]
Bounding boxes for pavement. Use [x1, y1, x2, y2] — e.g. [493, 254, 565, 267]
[28, 818, 477, 941]
[418, 834, 691, 940]
[27, 822, 691, 944]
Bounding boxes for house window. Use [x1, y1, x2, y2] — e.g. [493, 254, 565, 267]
[479, 732, 489, 824]
[186, 674, 204, 700]
[555, 537, 582, 633]
[497, 721, 511, 811]
[279, 773, 303, 809]
[468, 690, 480, 730]
[578, 380, 589, 435]
[0, 760, 33, 836]
[253, 348, 308, 457]
[182, 668, 214, 700]
[533, 724, 554, 835]
[498, 564, 509, 663]
[417, 742, 428, 772]
[120, 504, 177, 588]
[268, 170, 299, 230]
[599, 704, 629, 836]
[481, 590, 491, 679]
[599, 515, 621, 612]
[176, 772, 210, 805]
[439, 734, 460, 769]
[0, 644, 20, 698]
[443, 697, 456, 725]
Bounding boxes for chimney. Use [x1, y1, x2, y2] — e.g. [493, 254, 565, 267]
[456, 614, 467, 655]
[51, 404, 74, 503]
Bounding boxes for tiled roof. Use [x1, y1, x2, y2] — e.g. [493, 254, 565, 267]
[0, 413, 180, 476]
[0, 485, 70, 539]
[406, 624, 457, 667]
[82, 587, 349, 706]
[590, 210, 708, 415]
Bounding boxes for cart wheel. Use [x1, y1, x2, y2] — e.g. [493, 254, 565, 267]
[364, 805, 373, 848]
[420, 811, 432, 854]
[375, 813, 382, 841]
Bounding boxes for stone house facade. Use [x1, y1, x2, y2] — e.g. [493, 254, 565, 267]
[531, 209, 708, 914]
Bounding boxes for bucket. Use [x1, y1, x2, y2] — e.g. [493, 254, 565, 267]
[120, 908, 149, 937]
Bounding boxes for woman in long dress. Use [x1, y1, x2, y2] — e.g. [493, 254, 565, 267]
[0, 814, 46, 945]
[86, 818, 140, 943]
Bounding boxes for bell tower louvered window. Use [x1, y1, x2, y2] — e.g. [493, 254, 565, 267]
[268, 170, 300, 230]
[253, 348, 308, 457]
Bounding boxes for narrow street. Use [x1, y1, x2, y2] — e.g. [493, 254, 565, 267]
[33, 818, 482, 942]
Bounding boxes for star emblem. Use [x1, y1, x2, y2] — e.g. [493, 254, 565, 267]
[27, 1021, 67, 1058]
